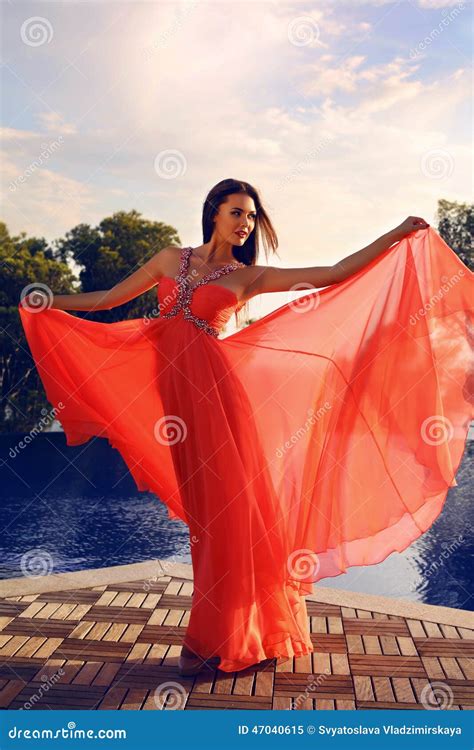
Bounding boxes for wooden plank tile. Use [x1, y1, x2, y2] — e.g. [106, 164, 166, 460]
[0, 601, 29, 617]
[397, 636, 418, 656]
[274, 673, 354, 701]
[187, 693, 271, 710]
[91, 662, 121, 687]
[1, 569, 470, 712]
[105, 580, 169, 594]
[85, 623, 113, 640]
[254, 669, 273, 699]
[392, 677, 417, 704]
[423, 622, 443, 638]
[72, 662, 104, 685]
[306, 602, 341, 617]
[121, 688, 148, 710]
[458, 658, 474, 679]
[9, 682, 107, 710]
[353, 675, 374, 702]
[83, 606, 152, 624]
[0, 658, 47, 681]
[36, 590, 102, 604]
[406, 620, 426, 638]
[349, 654, 426, 677]
[415, 638, 474, 657]
[14, 637, 48, 658]
[363, 636, 382, 655]
[458, 628, 474, 639]
[156, 594, 193, 610]
[96, 686, 128, 710]
[357, 700, 427, 710]
[421, 656, 446, 679]
[440, 657, 465, 679]
[136, 624, 185, 645]
[0, 680, 28, 708]
[310, 633, 346, 652]
[2, 619, 77, 638]
[346, 634, 364, 654]
[344, 619, 410, 636]
[50, 638, 133, 662]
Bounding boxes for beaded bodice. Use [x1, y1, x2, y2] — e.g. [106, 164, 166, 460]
[158, 246, 246, 337]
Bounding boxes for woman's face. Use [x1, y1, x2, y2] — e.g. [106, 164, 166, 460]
[212, 193, 257, 246]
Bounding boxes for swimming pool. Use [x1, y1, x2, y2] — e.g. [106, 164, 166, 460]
[1, 434, 472, 611]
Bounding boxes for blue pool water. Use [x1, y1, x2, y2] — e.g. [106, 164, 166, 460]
[1, 436, 472, 611]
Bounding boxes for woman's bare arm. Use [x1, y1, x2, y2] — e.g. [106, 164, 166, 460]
[244, 217, 429, 297]
[39, 247, 174, 312]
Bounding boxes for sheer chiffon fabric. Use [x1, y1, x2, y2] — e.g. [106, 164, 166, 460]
[18, 228, 474, 672]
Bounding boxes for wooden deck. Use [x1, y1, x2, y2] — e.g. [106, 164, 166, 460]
[0, 562, 473, 711]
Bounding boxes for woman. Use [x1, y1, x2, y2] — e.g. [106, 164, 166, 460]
[19, 178, 473, 677]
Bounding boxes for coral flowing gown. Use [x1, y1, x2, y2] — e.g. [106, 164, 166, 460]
[18, 228, 474, 673]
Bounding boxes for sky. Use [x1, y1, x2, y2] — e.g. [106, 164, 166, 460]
[1, 0, 472, 324]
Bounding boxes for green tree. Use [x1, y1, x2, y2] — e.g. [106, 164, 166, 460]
[1, 212, 179, 433]
[0, 221, 75, 433]
[436, 199, 473, 271]
[55, 209, 180, 322]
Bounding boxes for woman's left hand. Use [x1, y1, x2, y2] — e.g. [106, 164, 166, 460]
[392, 215, 430, 239]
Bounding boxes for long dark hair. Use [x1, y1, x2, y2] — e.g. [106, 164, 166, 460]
[201, 178, 279, 327]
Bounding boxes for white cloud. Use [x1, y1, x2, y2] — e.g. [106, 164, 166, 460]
[2, 0, 470, 327]
[37, 111, 77, 135]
